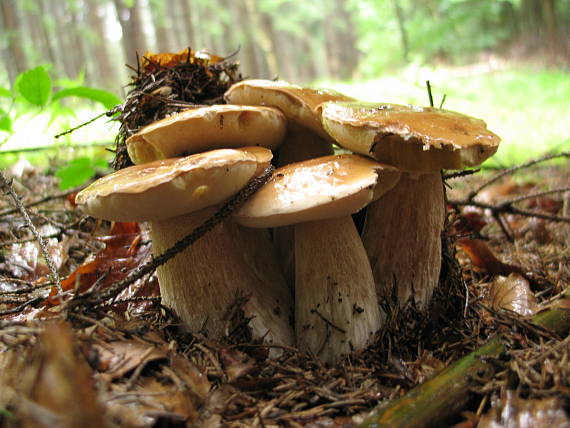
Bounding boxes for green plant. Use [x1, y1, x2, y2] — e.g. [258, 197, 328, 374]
[0, 65, 121, 189]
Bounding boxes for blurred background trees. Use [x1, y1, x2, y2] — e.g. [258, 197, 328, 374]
[1, 0, 569, 95]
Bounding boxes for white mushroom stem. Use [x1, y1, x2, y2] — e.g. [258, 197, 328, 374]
[295, 216, 382, 364]
[274, 130, 334, 288]
[362, 171, 445, 310]
[150, 206, 294, 345]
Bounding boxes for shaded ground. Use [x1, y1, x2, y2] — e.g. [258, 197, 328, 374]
[0, 155, 568, 427]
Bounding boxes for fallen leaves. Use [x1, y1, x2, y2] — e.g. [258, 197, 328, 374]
[488, 273, 538, 317]
[48, 222, 146, 304]
[479, 391, 570, 428]
[457, 238, 524, 276]
[0, 322, 107, 428]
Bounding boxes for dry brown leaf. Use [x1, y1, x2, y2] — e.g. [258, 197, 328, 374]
[479, 391, 570, 428]
[169, 354, 211, 401]
[104, 377, 199, 427]
[140, 48, 224, 72]
[457, 238, 524, 276]
[488, 273, 538, 317]
[219, 348, 257, 382]
[1, 322, 108, 428]
[48, 222, 144, 305]
[90, 339, 167, 381]
[478, 180, 524, 203]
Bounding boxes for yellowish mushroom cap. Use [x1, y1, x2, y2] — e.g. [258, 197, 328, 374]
[234, 154, 400, 228]
[126, 105, 286, 164]
[75, 147, 272, 222]
[224, 79, 355, 140]
[320, 101, 501, 171]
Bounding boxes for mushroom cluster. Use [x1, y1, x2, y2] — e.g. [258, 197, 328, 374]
[75, 78, 500, 364]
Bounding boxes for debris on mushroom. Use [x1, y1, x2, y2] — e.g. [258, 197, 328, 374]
[235, 154, 401, 364]
[320, 101, 500, 310]
[75, 147, 294, 346]
[126, 104, 287, 164]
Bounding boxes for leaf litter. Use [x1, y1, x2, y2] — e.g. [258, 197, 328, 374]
[0, 153, 567, 427]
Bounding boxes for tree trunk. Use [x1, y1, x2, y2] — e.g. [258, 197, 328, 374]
[1, 0, 28, 76]
[178, 0, 196, 49]
[87, 1, 119, 91]
[150, 0, 173, 52]
[113, 0, 148, 67]
[392, 0, 410, 63]
[70, 7, 90, 83]
[229, 0, 260, 78]
[244, 0, 278, 78]
[543, 0, 559, 51]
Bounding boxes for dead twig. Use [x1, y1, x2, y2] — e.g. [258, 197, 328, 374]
[0, 172, 61, 291]
[448, 198, 570, 223]
[0, 296, 44, 316]
[467, 151, 570, 201]
[0, 185, 83, 217]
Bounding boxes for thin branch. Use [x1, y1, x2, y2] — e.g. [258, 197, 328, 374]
[426, 80, 434, 107]
[468, 151, 570, 201]
[0, 172, 61, 291]
[54, 111, 110, 139]
[443, 169, 480, 180]
[502, 186, 570, 206]
[0, 186, 83, 217]
[448, 198, 570, 223]
[0, 296, 44, 317]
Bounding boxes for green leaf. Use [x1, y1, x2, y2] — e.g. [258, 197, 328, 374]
[0, 87, 12, 98]
[0, 109, 12, 132]
[52, 86, 122, 110]
[15, 66, 52, 106]
[55, 157, 96, 190]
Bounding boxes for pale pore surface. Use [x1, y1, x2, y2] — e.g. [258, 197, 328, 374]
[363, 172, 445, 309]
[150, 207, 293, 345]
[295, 216, 382, 364]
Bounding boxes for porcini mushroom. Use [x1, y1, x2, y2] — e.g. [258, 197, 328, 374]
[319, 101, 500, 309]
[75, 147, 293, 345]
[126, 104, 287, 164]
[235, 154, 401, 364]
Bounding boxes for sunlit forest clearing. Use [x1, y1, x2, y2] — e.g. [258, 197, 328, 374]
[1, 1, 570, 427]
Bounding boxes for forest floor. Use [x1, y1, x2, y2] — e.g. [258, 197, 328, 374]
[0, 153, 569, 427]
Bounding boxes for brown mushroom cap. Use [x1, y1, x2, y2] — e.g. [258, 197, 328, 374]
[126, 105, 286, 164]
[75, 147, 272, 222]
[224, 79, 355, 140]
[234, 154, 400, 228]
[320, 101, 501, 171]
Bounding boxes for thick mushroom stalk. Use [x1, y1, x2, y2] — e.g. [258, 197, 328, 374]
[235, 154, 401, 363]
[295, 216, 381, 363]
[150, 207, 293, 344]
[363, 172, 445, 308]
